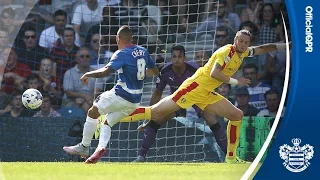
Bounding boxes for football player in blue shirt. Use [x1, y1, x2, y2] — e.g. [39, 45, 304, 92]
[63, 25, 159, 163]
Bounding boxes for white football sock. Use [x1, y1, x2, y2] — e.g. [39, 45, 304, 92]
[97, 124, 111, 148]
[81, 116, 98, 147]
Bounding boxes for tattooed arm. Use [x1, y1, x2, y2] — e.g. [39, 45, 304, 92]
[210, 62, 251, 86]
[250, 42, 292, 56]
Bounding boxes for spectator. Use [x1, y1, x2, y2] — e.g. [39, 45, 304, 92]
[263, 0, 284, 12]
[113, 0, 159, 47]
[50, 27, 79, 80]
[33, 93, 62, 117]
[264, 27, 288, 93]
[72, 0, 103, 38]
[86, 6, 118, 52]
[19, 73, 42, 92]
[62, 47, 103, 112]
[194, 49, 210, 67]
[39, 10, 81, 51]
[15, 27, 48, 70]
[256, 4, 283, 85]
[216, 83, 234, 104]
[0, 27, 9, 56]
[189, 0, 241, 39]
[15, 0, 54, 39]
[1, 7, 35, 42]
[257, 3, 282, 45]
[1, 7, 17, 43]
[1, 48, 31, 95]
[234, 86, 259, 117]
[240, 0, 263, 23]
[257, 89, 283, 117]
[214, 26, 231, 51]
[37, 58, 62, 100]
[85, 33, 113, 69]
[0, 93, 31, 117]
[243, 63, 271, 111]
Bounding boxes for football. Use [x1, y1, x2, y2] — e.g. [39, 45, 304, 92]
[22, 89, 43, 109]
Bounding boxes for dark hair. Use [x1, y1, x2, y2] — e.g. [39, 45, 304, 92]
[259, 3, 278, 27]
[239, 21, 259, 35]
[243, 63, 258, 73]
[215, 0, 227, 6]
[171, 44, 186, 56]
[264, 89, 279, 99]
[63, 27, 75, 36]
[216, 26, 228, 34]
[26, 73, 40, 82]
[24, 26, 36, 34]
[41, 92, 54, 103]
[54, 9, 67, 18]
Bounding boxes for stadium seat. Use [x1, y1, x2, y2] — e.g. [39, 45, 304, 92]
[57, 107, 86, 118]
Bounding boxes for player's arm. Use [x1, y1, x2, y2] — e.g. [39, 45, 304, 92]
[146, 67, 159, 77]
[150, 88, 163, 105]
[210, 63, 232, 83]
[85, 66, 114, 78]
[250, 42, 292, 56]
[210, 62, 250, 86]
[80, 66, 114, 85]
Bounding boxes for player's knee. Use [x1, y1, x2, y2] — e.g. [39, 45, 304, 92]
[233, 109, 244, 120]
[87, 105, 100, 119]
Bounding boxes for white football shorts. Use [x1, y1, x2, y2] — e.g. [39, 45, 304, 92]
[93, 89, 139, 127]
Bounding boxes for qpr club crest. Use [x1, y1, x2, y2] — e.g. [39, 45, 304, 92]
[279, 138, 314, 173]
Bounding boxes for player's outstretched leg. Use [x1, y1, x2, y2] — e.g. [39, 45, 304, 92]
[121, 96, 181, 122]
[133, 120, 161, 162]
[63, 106, 100, 157]
[121, 107, 152, 122]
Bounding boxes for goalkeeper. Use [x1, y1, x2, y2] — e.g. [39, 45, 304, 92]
[132, 45, 227, 162]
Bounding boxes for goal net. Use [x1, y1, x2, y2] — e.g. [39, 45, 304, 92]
[0, 0, 245, 163]
[95, 0, 222, 162]
[0, 0, 286, 163]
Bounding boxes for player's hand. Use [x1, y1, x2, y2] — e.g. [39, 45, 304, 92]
[80, 73, 89, 85]
[237, 77, 251, 86]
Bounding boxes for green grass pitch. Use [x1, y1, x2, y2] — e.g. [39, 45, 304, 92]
[1, 162, 252, 180]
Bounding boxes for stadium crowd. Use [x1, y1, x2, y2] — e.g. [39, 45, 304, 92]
[0, 0, 288, 122]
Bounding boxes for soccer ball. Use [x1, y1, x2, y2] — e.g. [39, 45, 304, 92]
[22, 89, 43, 109]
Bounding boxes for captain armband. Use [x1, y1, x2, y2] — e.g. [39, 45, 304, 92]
[248, 47, 255, 57]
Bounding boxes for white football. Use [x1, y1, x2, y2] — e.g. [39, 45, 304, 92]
[22, 89, 43, 109]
